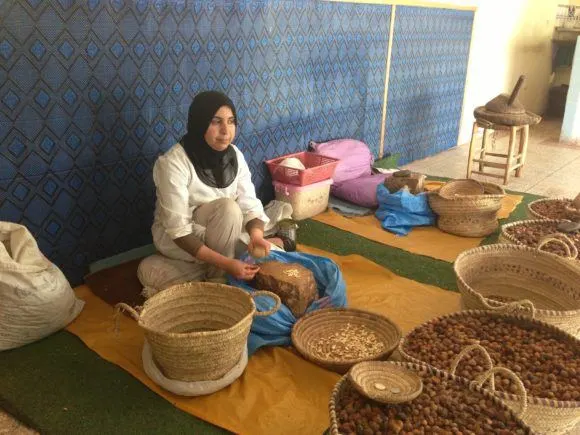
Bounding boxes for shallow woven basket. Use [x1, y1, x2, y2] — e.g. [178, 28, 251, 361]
[454, 244, 580, 337]
[499, 219, 580, 263]
[291, 308, 401, 374]
[527, 197, 574, 220]
[399, 310, 580, 434]
[329, 361, 533, 435]
[348, 361, 423, 404]
[116, 282, 280, 382]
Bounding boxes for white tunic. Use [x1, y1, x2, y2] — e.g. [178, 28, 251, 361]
[151, 143, 269, 261]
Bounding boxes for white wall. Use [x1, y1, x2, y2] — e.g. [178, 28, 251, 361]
[427, 0, 559, 144]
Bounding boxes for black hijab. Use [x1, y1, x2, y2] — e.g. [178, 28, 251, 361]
[181, 91, 239, 188]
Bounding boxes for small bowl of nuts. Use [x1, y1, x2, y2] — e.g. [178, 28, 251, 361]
[291, 308, 401, 374]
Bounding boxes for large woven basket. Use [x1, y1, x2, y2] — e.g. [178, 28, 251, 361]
[329, 361, 533, 435]
[454, 244, 580, 337]
[399, 310, 580, 434]
[116, 282, 280, 382]
[428, 180, 505, 237]
[291, 308, 401, 374]
[527, 197, 574, 220]
[499, 219, 580, 262]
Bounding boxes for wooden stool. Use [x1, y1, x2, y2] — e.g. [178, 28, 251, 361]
[466, 120, 530, 185]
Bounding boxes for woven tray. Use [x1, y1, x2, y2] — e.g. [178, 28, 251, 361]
[329, 361, 533, 435]
[348, 361, 423, 404]
[116, 283, 280, 382]
[291, 308, 401, 374]
[454, 244, 580, 337]
[399, 310, 580, 434]
[527, 197, 574, 220]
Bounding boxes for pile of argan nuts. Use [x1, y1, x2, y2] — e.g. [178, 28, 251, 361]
[505, 221, 580, 258]
[403, 315, 580, 401]
[311, 324, 386, 360]
[335, 373, 529, 434]
[530, 200, 573, 220]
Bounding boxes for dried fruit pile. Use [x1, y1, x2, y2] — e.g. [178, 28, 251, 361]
[504, 221, 579, 258]
[335, 373, 529, 434]
[310, 324, 386, 360]
[403, 316, 579, 401]
[530, 200, 573, 220]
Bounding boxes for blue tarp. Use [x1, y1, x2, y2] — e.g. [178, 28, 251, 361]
[228, 250, 347, 355]
[375, 184, 436, 235]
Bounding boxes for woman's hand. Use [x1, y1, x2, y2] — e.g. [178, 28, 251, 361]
[248, 232, 271, 259]
[225, 259, 260, 281]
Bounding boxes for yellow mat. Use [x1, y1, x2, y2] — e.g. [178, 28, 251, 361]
[314, 182, 523, 263]
[66, 246, 460, 435]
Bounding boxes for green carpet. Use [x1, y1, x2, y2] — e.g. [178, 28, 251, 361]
[0, 184, 541, 434]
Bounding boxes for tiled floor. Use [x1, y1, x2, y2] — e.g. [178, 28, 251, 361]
[403, 118, 580, 199]
[1, 118, 578, 433]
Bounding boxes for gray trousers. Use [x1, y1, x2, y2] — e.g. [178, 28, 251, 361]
[139, 198, 245, 295]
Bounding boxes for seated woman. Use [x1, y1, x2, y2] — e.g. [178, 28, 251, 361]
[138, 91, 289, 295]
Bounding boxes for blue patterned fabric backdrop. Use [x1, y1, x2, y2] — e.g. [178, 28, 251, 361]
[0, 0, 391, 284]
[384, 6, 473, 164]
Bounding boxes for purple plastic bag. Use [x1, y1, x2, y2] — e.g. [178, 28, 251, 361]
[331, 173, 390, 207]
[309, 139, 373, 184]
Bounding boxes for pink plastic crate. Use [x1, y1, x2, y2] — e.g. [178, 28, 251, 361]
[265, 151, 339, 186]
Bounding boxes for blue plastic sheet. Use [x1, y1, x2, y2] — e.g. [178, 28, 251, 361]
[228, 250, 347, 355]
[375, 184, 435, 235]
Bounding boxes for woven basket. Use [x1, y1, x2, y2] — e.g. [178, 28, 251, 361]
[428, 180, 506, 215]
[499, 219, 580, 262]
[527, 197, 574, 220]
[116, 282, 280, 382]
[348, 361, 423, 404]
[428, 180, 505, 237]
[291, 308, 401, 374]
[399, 310, 580, 434]
[454, 244, 580, 337]
[329, 361, 533, 435]
[438, 179, 485, 198]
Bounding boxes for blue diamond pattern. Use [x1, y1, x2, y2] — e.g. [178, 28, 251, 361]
[13, 183, 30, 201]
[43, 179, 58, 197]
[30, 40, 46, 60]
[8, 138, 25, 158]
[89, 87, 101, 103]
[0, 1, 471, 287]
[113, 86, 124, 101]
[59, 41, 74, 59]
[86, 41, 99, 58]
[0, 40, 14, 60]
[40, 136, 56, 154]
[110, 41, 124, 58]
[66, 134, 81, 151]
[62, 88, 77, 105]
[3, 91, 20, 110]
[35, 90, 50, 108]
[46, 220, 61, 236]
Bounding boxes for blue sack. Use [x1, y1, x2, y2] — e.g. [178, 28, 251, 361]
[375, 184, 435, 235]
[228, 250, 347, 355]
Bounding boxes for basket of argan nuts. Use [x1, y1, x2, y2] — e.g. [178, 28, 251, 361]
[454, 244, 580, 338]
[499, 219, 580, 262]
[329, 361, 533, 435]
[527, 197, 575, 220]
[291, 308, 401, 374]
[399, 310, 580, 434]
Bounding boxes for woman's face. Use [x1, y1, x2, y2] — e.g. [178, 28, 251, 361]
[204, 105, 236, 151]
